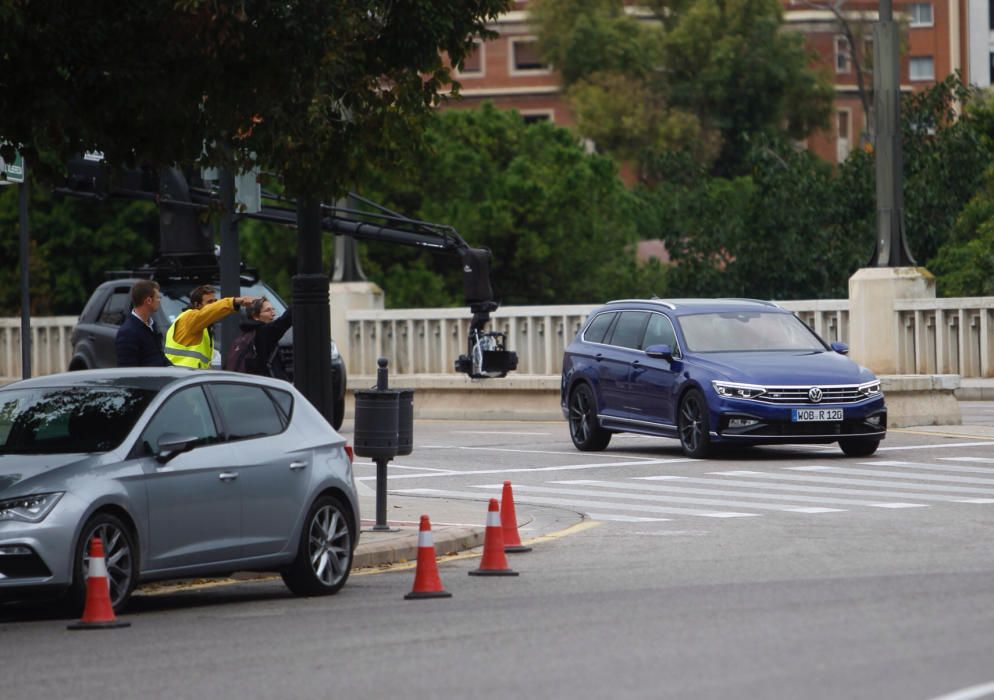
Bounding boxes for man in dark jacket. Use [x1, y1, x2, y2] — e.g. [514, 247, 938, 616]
[226, 298, 293, 379]
[115, 280, 171, 367]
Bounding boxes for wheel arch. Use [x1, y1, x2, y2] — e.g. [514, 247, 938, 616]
[70, 503, 141, 585]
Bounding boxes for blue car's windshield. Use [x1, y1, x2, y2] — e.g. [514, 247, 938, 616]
[0, 387, 157, 454]
[678, 312, 826, 352]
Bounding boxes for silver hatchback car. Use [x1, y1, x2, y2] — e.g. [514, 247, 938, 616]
[0, 368, 359, 613]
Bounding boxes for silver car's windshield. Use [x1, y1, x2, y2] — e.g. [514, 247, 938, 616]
[678, 312, 827, 352]
[0, 387, 157, 454]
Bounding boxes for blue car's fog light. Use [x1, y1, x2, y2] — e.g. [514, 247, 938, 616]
[866, 414, 884, 426]
[727, 417, 760, 428]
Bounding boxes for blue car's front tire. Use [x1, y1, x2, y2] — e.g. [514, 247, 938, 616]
[678, 389, 713, 459]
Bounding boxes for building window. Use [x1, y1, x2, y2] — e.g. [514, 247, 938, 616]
[990, 52, 994, 84]
[457, 42, 483, 77]
[908, 3, 933, 27]
[909, 56, 935, 81]
[835, 36, 850, 73]
[990, 0, 994, 30]
[510, 38, 550, 73]
[521, 111, 553, 125]
[836, 110, 852, 162]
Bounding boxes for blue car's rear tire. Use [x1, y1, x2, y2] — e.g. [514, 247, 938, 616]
[678, 389, 713, 459]
[568, 384, 611, 451]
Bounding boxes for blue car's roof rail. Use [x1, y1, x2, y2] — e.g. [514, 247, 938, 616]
[606, 298, 677, 310]
[721, 298, 782, 308]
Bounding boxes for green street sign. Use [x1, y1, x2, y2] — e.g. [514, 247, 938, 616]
[0, 150, 24, 184]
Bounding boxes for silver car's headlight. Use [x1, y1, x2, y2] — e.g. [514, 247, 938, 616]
[858, 380, 882, 396]
[712, 381, 766, 400]
[0, 492, 64, 523]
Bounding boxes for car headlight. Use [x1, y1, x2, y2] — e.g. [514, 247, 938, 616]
[330, 340, 341, 361]
[858, 380, 881, 397]
[712, 381, 766, 400]
[0, 492, 64, 523]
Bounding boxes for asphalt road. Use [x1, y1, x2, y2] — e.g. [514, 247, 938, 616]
[4, 404, 994, 700]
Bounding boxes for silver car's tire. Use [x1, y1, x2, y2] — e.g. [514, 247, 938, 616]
[282, 495, 354, 596]
[66, 513, 138, 615]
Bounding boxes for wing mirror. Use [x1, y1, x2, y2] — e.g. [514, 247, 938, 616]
[155, 433, 199, 463]
[644, 344, 675, 362]
[830, 341, 849, 355]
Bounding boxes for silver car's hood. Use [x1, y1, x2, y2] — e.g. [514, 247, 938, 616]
[0, 453, 101, 497]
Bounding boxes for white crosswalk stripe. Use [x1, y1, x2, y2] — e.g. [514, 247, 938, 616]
[939, 457, 994, 464]
[867, 460, 994, 475]
[786, 465, 994, 485]
[712, 470, 994, 496]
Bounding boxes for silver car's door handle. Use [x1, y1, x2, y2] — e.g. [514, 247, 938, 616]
[218, 471, 238, 482]
[289, 461, 308, 471]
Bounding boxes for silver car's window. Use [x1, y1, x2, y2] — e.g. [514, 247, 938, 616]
[583, 312, 616, 344]
[678, 312, 826, 352]
[140, 386, 219, 454]
[607, 311, 649, 350]
[211, 384, 285, 440]
[643, 313, 678, 352]
[267, 388, 294, 424]
[0, 387, 156, 454]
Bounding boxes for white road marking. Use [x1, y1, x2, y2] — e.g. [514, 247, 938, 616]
[586, 513, 672, 523]
[786, 465, 994, 486]
[640, 474, 989, 504]
[355, 464, 458, 473]
[470, 483, 844, 514]
[928, 681, 994, 700]
[393, 487, 759, 518]
[709, 470, 994, 496]
[554, 479, 927, 509]
[868, 460, 994, 475]
[356, 457, 691, 482]
[419, 445, 673, 460]
[938, 456, 994, 464]
[877, 441, 994, 451]
[450, 431, 551, 436]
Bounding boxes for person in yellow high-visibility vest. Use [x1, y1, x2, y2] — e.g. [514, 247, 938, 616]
[165, 284, 260, 369]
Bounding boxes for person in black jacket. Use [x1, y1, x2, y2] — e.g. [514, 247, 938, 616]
[227, 298, 293, 379]
[115, 280, 171, 367]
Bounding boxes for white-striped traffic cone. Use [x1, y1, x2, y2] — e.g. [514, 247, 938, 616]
[67, 537, 130, 630]
[469, 498, 518, 576]
[405, 515, 452, 599]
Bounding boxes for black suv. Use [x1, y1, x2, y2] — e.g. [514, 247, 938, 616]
[69, 276, 347, 429]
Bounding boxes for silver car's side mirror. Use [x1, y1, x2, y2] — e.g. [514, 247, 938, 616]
[155, 433, 200, 463]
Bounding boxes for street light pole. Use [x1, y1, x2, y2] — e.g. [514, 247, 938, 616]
[870, 0, 916, 267]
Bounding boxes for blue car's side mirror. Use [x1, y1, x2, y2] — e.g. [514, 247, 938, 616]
[644, 343, 675, 362]
[830, 341, 849, 355]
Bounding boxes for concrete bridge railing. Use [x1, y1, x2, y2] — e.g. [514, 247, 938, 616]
[2, 297, 992, 382]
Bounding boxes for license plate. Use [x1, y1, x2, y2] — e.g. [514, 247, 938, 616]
[792, 408, 843, 422]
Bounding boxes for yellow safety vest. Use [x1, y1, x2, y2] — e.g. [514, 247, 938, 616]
[164, 311, 213, 369]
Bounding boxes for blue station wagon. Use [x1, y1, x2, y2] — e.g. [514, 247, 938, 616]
[561, 299, 886, 458]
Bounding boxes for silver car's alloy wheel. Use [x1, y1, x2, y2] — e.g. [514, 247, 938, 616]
[80, 522, 134, 610]
[308, 504, 351, 588]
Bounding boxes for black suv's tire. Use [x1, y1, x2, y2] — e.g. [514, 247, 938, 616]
[65, 512, 139, 615]
[282, 495, 354, 596]
[568, 384, 612, 451]
[332, 396, 345, 431]
[678, 389, 713, 459]
[839, 437, 880, 457]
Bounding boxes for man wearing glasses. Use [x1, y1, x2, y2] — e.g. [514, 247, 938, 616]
[116, 279, 171, 367]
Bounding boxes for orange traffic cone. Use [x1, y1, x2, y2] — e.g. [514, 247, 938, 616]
[500, 480, 532, 553]
[67, 537, 130, 630]
[405, 515, 452, 599]
[469, 498, 519, 577]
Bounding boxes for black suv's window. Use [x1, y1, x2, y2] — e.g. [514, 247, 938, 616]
[607, 311, 649, 350]
[140, 386, 219, 454]
[99, 288, 132, 326]
[643, 313, 678, 353]
[210, 383, 284, 440]
[583, 312, 616, 344]
[158, 282, 287, 325]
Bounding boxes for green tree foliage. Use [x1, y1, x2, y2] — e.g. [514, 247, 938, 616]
[0, 186, 156, 314]
[531, 0, 834, 179]
[1, 0, 508, 199]
[350, 104, 658, 307]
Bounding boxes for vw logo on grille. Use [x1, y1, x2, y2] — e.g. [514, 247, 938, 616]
[808, 387, 824, 403]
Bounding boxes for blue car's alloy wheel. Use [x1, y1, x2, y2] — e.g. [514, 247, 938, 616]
[678, 389, 712, 459]
[568, 384, 611, 451]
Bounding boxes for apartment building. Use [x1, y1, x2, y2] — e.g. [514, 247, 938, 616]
[444, 1, 992, 164]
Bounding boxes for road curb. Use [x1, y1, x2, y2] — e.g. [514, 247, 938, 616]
[352, 526, 485, 569]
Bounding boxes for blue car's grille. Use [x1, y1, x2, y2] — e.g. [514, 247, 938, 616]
[757, 386, 867, 404]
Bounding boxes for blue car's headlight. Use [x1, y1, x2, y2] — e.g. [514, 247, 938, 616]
[712, 381, 766, 400]
[0, 492, 64, 523]
[858, 380, 881, 397]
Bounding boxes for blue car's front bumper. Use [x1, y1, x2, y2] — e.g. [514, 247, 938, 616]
[706, 394, 887, 444]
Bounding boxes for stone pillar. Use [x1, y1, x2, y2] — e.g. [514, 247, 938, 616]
[848, 266, 935, 374]
[329, 280, 385, 370]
